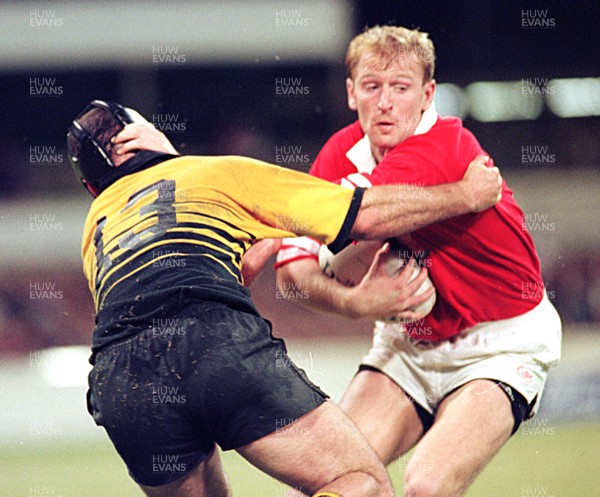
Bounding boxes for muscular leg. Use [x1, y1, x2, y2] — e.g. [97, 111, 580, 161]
[285, 369, 425, 497]
[339, 369, 425, 464]
[239, 400, 394, 497]
[140, 445, 232, 497]
[403, 379, 514, 497]
[139, 400, 392, 497]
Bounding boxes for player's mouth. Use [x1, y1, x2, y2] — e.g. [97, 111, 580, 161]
[375, 120, 396, 133]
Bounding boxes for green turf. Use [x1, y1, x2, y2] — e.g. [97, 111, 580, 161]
[2, 422, 599, 496]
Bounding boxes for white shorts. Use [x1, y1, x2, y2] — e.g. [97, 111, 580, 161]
[361, 294, 562, 418]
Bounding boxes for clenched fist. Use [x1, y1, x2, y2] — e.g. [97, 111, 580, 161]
[460, 155, 503, 212]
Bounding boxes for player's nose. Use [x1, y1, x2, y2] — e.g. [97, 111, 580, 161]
[377, 86, 393, 110]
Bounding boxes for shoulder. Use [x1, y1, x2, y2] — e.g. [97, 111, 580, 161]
[428, 115, 466, 137]
[376, 116, 484, 183]
[311, 121, 364, 179]
[322, 120, 364, 150]
[391, 116, 482, 156]
[430, 116, 480, 145]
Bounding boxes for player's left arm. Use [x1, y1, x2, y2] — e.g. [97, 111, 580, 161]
[351, 155, 501, 240]
[276, 243, 432, 320]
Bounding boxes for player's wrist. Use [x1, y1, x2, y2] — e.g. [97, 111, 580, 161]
[340, 286, 368, 319]
[455, 179, 477, 214]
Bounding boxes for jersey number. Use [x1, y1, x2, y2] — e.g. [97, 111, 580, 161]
[94, 180, 177, 283]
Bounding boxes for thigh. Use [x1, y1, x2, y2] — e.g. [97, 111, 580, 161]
[339, 369, 425, 464]
[237, 400, 393, 496]
[404, 379, 513, 497]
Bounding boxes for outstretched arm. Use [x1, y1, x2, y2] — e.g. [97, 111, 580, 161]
[112, 126, 499, 242]
[351, 155, 501, 240]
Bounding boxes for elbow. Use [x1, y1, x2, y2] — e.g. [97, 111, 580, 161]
[351, 210, 375, 240]
[352, 209, 394, 240]
[351, 209, 414, 240]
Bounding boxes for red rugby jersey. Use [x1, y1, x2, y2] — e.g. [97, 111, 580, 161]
[310, 117, 544, 340]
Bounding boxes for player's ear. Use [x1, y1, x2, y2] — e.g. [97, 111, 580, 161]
[346, 78, 358, 111]
[82, 179, 100, 198]
[421, 79, 436, 112]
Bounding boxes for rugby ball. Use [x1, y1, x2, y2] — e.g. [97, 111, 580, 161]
[318, 241, 436, 321]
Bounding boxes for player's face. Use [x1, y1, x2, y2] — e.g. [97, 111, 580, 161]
[347, 52, 435, 162]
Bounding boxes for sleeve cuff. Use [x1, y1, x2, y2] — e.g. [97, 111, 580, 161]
[328, 187, 365, 254]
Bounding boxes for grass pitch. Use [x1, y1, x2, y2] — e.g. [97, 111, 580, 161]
[2, 421, 598, 496]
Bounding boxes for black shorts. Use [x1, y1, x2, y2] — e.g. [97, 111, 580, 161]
[87, 301, 327, 487]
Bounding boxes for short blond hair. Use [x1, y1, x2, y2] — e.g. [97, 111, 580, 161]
[346, 25, 435, 83]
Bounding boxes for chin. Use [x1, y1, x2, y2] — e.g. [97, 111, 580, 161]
[374, 136, 404, 151]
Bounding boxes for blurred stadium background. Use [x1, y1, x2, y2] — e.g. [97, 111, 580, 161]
[1, 1, 599, 496]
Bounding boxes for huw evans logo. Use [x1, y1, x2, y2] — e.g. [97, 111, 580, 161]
[520, 418, 556, 436]
[275, 78, 309, 96]
[152, 113, 187, 133]
[152, 385, 187, 404]
[275, 281, 309, 300]
[521, 281, 556, 301]
[152, 454, 186, 474]
[29, 213, 63, 231]
[521, 78, 555, 95]
[152, 46, 187, 64]
[275, 10, 309, 27]
[29, 78, 63, 97]
[152, 250, 187, 268]
[275, 145, 310, 165]
[521, 486, 556, 497]
[521, 145, 556, 165]
[521, 10, 556, 29]
[151, 318, 187, 337]
[29, 10, 63, 27]
[30, 485, 63, 497]
[522, 213, 556, 232]
[29, 282, 63, 300]
[29, 145, 64, 164]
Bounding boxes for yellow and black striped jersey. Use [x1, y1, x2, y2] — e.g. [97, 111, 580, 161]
[82, 154, 363, 353]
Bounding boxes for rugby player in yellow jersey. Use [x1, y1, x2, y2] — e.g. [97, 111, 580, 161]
[68, 100, 501, 497]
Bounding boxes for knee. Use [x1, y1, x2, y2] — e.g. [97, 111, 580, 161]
[403, 466, 450, 497]
[317, 470, 393, 497]
[345, 472, 380, 497]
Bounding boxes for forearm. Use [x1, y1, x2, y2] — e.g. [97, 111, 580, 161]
[276, 259, 358, 318]
[350, 155, 501, 240]
[352, 182, 468, 240]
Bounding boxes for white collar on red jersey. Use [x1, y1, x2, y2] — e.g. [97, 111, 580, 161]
[345, 103, 439, 173]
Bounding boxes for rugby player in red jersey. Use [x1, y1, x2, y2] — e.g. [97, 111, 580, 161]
[275, 26, 562, 497]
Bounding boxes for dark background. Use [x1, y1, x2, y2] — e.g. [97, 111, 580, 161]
[1, 0, 599, 196]
[0, 0, 599, 355]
